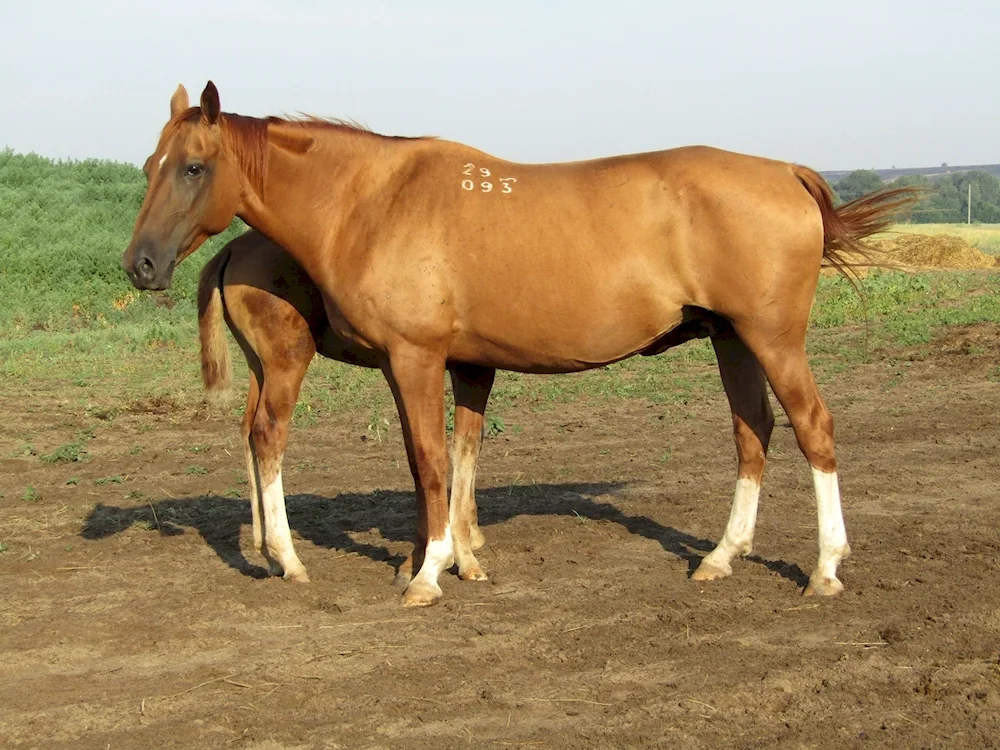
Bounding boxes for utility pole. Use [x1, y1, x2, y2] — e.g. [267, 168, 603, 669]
[968, 183, 972, 224]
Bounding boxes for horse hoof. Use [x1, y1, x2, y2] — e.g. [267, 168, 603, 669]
[402, 581, 442, 607]
[459, 565, 489, 582]
[283, 568, 310, 583]
[804, 575, 844, 597]
[691, 559, 732, 582]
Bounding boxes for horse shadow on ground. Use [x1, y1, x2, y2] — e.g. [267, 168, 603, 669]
[80, 483, 809, 588]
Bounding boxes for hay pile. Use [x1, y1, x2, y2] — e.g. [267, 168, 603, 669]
[855, 233, 1000, 271]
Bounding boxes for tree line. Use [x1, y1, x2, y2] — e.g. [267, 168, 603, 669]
[832, 169, 1000, 223]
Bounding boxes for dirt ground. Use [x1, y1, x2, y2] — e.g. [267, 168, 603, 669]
[2, 325, 999, 749]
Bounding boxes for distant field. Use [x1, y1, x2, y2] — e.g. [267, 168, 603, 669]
[890, 223, 1000, 255]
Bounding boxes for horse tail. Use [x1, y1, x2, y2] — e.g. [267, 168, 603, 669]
[793, 165, 924, 288]
[197, 246, 233, 402]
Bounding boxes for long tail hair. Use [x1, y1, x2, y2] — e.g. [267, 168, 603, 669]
[196, 247, 233, 401]
[794, 166, 924, 288]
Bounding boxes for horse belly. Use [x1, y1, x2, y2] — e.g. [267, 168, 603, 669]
[449, 272, 685, 373]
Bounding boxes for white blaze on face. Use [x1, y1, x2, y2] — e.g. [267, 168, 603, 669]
[157, 153, 168, 170]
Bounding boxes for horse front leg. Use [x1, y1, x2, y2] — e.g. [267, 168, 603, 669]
[383, 347, 452, 607]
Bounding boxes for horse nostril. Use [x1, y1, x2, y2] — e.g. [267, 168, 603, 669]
[136, 257, 155, 281]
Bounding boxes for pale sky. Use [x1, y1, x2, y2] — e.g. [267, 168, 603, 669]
[2, 0, 995, 171]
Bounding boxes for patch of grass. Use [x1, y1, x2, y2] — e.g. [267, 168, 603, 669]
[21, 485, 40, 502]
[185, 465, 208, 475]
[365, 407, 392, 443]
[485, 414, 506, 438]
[65, 477, 79, 486]
[188, 444, 210, 454]
[94, 475, 125, 485]
[811, 270, 1000, 354]
[40, 440, 87, 464]
[290, 400, 318, 428]
[40, 427, 97, 464]
[0, 542, 8, 553]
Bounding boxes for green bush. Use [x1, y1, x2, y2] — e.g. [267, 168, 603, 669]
[0, 149, 244, 336]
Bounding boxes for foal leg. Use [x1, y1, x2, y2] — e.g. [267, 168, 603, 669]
[449, 364, 495, 581]
[249, 363, 312, 583]
[383, 347, 452, 607]
[235, 322, 313, 583]
[693, 326, 774, 581]
[241, 370, 265, 565]
[737, 323, 850, 596]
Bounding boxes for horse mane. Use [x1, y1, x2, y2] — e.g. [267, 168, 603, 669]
[163, 108, 429, 198]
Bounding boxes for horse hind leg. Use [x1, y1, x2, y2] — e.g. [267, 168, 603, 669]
[735, 320, 850, 596]
[693, 324, 774, 582]
[449, 364, 495, 581]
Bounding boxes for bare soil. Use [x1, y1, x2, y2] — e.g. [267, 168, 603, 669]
[2, 326, 999, 749]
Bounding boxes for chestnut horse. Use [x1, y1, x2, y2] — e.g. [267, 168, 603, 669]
[197, 230, 492, 583]
[124, 81, 918, 607]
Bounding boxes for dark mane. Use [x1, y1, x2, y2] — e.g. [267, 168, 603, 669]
[163, 108, 428, 198]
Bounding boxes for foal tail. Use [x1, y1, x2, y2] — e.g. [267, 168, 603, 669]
[197, 247, 233, 402]
[794, 166, 924, 285]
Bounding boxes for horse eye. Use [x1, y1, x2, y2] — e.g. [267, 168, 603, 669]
[185, 163, 204, 177]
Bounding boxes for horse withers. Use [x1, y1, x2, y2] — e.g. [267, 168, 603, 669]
[197, 230, 493, 584]
[123, 81, 918, 606]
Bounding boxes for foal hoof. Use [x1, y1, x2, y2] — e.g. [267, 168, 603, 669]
[691, 559, 733, 582]
[402, 580, 443, 608]
[803, 575, 844, 597]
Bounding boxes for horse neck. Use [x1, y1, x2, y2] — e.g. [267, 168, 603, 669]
[237, 124, 400, 279]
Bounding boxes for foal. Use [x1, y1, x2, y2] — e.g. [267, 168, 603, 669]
[197, 230, 493, 583]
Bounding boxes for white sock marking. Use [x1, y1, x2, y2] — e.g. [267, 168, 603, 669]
[701, 477, 760, 571]
[411, 526, 454, 590]
[261, 469, 305, 577]
[812, 468, 849, 581]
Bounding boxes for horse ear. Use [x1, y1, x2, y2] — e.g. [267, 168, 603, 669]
[200, 81, 221, 125]
[170, 85, 190, 117]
